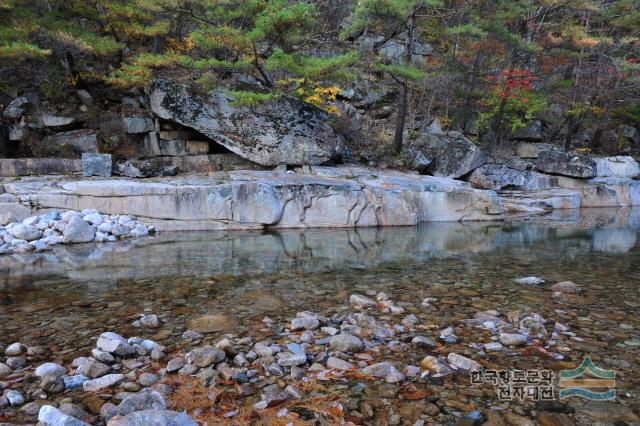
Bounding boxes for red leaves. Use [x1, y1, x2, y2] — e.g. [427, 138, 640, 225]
[486, 69, 537, 99]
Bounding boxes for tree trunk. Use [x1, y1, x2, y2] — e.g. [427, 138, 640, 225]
[393, 11, 415, 154]
[394, 82, 408, 153]
[564, 115, 576, 151]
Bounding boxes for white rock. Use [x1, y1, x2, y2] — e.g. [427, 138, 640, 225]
[35, 362, 66, 378]
[38, 404, 91, 426]
[82, 373, 124, 391]
[5, 342, 25, 356]
[130, 223, 149, 237]
[290, 317, 319, 331]
[362, 362, 405, 383]
[5, 389, 24, 406]
[329, 334, 363, 352]
[0, 362, 11, 377]
[595, 156, 640, 179]
[8, 223, 42, 241]
[97, 222, 113, 234]
[92, 348, 115, 363]
[499, 333, 528, 347]
[514, 276, 545, 285]
[349, 294, 377, 309]
[326, 356, 354, 371]
[96, 332, 134, 356]
[447, 353, 481, 371]
[484, 342, 504, 351]
[83, 212, 103, 226]
[139, 314, 160, 328]
[63, 216, 95, 243]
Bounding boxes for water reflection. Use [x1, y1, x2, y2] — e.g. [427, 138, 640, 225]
[0, 207, 638, 286]
[1, 207, 639, 359]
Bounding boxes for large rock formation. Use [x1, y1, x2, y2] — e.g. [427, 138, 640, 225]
[536, 150, 596, 178]
[408, 132, 486, 178]
[594, 156, 640, 179]
[150, 80, 344, 166]
[3, 166, 503, 231]
[467, 164, 526, 190]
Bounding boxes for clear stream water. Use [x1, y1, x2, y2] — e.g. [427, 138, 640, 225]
[1, 207, 639, 349]
[0, 208, 639, 420]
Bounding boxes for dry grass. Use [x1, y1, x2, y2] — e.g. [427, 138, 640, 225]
[164, 375, 348, 426]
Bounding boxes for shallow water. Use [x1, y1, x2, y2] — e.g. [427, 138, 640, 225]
[2, 208, 639, 372]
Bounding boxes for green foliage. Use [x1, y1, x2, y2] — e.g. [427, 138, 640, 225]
[374, 63, 425, 80]
[478, 88, 547, 133]
[225, 90, 276, 106]
[342, 0, 443, 38]
[265, 50, 359, 82]
[0, 41, 50, 58]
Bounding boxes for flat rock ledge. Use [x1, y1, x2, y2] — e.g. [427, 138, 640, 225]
[1, 166, 503, 231]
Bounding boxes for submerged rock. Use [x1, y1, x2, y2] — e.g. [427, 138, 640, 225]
[447, 353, 481, 371]
[38, 405, 91, 426]
[362, 362, 405, 383]
[104, 389, 166, 420]
[499, 333, 528, 347]
[35, 362, 66, 378]
[106, 409, 197, 426]
[551, 281, 579, 294]
[82, 374, 124, 392]
[514, 276, 545, 286]
[329, 334, 363, 353]
[186, 314, 240, 333]
[349, 294, 377, 309]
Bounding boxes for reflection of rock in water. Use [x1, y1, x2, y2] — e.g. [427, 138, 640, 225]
[0, 207, 637, 285]
[592, 229, 638, 253]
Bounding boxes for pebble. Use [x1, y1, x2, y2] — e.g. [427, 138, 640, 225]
[326, 356, 354, 370]
[515, 276, 545, 285]
[5, 342, 24, 357]
[499, 333, 528, 346]
[412, 335, 436, 348]
[362, 362, 405, 383]
[291, 316, 319, 331]
[82, 374, 124, 391]
[5, 389, 24, 406]
[138, 373, 160, 387]
[62, 374, 89, 390]
[188, 346, 225, 367]
[0, 363, 12, 377]
[551, 281, 579, 294]
[34, 362, 66, 378]
[38, 405, 91, 426]
[329, 333, 364, 353]
[349, 294, 377, 309]
[447, 353, 482, 371]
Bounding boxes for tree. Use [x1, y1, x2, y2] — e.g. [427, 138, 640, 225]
[107, 0, 358, 111]
[342, 0, 441, 153]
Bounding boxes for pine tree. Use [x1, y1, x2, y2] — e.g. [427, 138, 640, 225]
[178, 0, 357, 111]
[342, 0, 442, 153]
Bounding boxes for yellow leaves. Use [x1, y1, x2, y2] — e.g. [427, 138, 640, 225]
[301, 86, 341, 115]
[574, 36, 600, 49]
[275, 78, 341, 115]
[166, 36, 194, 53]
